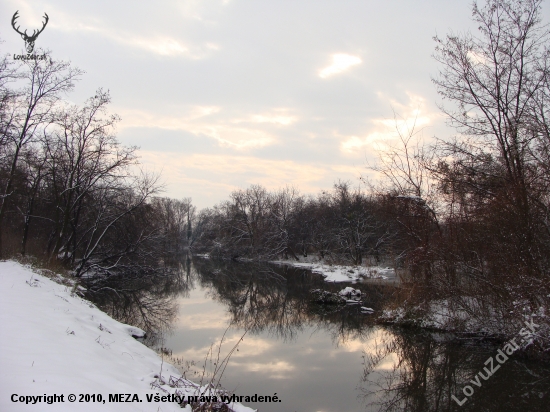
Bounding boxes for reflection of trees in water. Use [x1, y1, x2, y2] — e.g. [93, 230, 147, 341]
[192, 258, 393, 345]
[311, 303, 375, 346]
[360, 329, 549, 412]
[194, 259, 313, 340]
[82, 257, 549, 410]
[83, 257, 193, 345]
[84, 255, 393, 345]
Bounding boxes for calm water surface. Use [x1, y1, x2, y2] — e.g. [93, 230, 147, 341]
[86, 258, 549, 412]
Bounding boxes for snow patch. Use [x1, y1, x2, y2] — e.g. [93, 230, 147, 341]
[272, 258, 395, 283]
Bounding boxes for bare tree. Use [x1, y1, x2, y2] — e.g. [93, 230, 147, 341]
[432, 0, 550, 224]
[44, 89, 136, 263]
[369, 111, 434, 200]
[18, 146, 48, 255]
[74, 170, 162, 278]
[0, 47, 20, 149]
[432, 0, 550, 282]
[374, 0, 550, 343]
[0, 53, 82, 256]
[150, 197, 195, 253]
[266, 186, 301, 260]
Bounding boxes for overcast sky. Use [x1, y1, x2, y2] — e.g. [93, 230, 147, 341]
[2, 1, 548, 208]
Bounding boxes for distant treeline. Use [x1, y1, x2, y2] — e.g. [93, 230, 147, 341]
[192, 182, 428, 266]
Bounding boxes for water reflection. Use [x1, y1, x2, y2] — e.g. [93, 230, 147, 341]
[82, 257, 192, 346]
[84, 257, 549, 411]
[360, 328, 549, 411]
[193, 258, 393, 345]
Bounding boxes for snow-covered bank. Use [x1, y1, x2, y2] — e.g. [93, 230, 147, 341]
[271, 257, 396, 283]
[379, 298, 549, 352]
[0, 261, 254, 412]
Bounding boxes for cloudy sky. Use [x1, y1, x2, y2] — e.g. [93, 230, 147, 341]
[3, 0, 547, 208]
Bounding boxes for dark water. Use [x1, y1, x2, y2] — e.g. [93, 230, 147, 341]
[85, 258, 549, 412]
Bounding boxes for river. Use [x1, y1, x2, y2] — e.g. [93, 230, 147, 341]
[85, 257, 549, 412]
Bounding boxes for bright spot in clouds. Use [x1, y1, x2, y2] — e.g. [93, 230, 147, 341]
[134, 37, 188, 56]
[339, 93, 438, 154]
[126, 37, 219, 58]
[232, 109, 298, 126]
[319, 54, 362, 78]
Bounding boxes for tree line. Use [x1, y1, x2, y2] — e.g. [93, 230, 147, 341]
[0, 52, 195, 278]
[192, 183, 399, 264]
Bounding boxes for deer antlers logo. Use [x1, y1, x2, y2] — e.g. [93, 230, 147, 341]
[11, 11, 49, 54]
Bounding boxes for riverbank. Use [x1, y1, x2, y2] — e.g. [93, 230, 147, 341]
[0, 260, 254, 412]
[378, 298, 550, 358]
[269, 257, 549, 355]
[271, 256, 396, 283]
[196, 253, 397, 283]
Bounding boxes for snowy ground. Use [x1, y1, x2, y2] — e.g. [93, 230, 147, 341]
[271, 257, 396, 283]
[379, 298, 548, 348]
[0, 261, 254, 412]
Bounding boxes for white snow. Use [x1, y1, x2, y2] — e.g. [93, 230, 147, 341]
[379, 298, 548, 345]
[338, 287, 361, 297]
[272, 258, 395, 283]
[0, 261, 254, 412]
